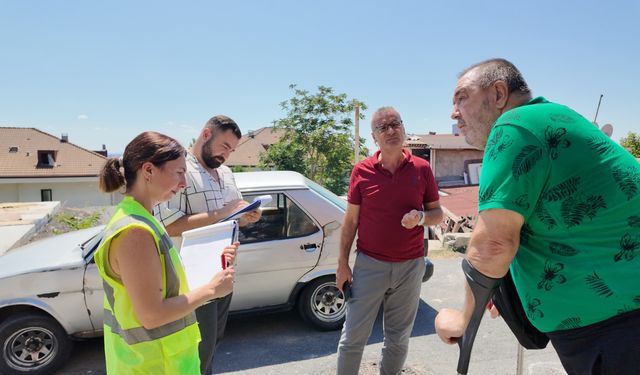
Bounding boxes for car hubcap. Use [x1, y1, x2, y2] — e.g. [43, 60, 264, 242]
[311, 281, 347, 322]
[4, 326, 57, 370]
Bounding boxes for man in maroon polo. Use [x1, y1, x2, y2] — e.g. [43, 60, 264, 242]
[336, 106, 443, 374]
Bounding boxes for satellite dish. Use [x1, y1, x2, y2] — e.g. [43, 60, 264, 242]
[601, 123, 614, 137]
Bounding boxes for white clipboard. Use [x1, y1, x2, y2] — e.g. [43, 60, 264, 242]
[180, 220, 237, 290]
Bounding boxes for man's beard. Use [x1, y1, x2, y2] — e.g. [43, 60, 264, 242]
[201, 139, 225, 169]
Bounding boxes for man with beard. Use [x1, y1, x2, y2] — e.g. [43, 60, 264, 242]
[154, 115, 260, 375]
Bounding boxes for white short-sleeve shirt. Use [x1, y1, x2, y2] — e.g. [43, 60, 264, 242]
[154, 152, 242, 230]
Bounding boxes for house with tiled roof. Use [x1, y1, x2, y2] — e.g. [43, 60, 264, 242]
[225, 127, 287, 169]
[0, 127, 117, 207]
[404, 132, 484, 187]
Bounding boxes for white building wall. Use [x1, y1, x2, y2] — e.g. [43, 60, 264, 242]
[0, 184, 19, 202]
[434, 149, 484, 178]
[0, 179, 121, 207]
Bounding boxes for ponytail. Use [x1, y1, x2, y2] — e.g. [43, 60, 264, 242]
[99, 157, 126, 193]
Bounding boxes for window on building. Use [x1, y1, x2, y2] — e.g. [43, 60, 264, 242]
[41, 189, 53, 202]
[9, 146, 18, 153]
[37, 150, 57, 168]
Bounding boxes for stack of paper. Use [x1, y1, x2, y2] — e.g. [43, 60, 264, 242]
[180, 220, 237, 290]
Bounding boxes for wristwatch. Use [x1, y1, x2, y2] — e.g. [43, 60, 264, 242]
[417, 210, 425, 226]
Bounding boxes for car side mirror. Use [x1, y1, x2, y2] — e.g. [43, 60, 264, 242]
[322, 221, 341, 237]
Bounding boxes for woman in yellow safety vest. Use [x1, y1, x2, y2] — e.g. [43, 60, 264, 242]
[96, 131, 236, 374]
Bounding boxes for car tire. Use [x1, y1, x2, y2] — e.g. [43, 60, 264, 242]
[0, 313, 72, 375]
[297, 276, 347, 331]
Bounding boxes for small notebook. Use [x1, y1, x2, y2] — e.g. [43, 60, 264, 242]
[221, 195, 273, 222]
[180, 220, 237, 290]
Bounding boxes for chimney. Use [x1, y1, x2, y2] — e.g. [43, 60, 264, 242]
[61, 133, 69, 143]
[94, 144, 108, 157]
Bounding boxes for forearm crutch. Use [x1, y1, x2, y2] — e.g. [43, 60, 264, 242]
[456, 259, 501, 375]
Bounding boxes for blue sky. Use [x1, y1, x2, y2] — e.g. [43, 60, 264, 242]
[1, 1, 638, 154]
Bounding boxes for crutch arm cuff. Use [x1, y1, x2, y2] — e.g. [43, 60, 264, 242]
[462, 258, 502, 291]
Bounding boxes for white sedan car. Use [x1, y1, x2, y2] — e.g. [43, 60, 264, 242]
[0, 171, 434, 374]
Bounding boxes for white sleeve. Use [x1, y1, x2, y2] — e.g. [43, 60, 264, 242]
[221, 166, 243, 202]
[153, 192, 186, 227]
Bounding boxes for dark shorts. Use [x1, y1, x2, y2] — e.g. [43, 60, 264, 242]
[546, 308, 640, 375]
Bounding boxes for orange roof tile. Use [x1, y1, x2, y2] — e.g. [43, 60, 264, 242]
[0, 127, 107, 178]
[227, 127, 286, 167]
[439, 185, 479, 218]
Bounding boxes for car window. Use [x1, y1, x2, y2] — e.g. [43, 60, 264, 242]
[305, 177, 347, 211]
[238, 193, 319, 244]
[285, 198, 319, 238]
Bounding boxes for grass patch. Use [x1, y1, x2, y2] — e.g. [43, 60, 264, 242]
[53, 210, 103, 231]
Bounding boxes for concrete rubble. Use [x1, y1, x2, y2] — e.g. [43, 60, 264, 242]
[0, 201, 60, 256]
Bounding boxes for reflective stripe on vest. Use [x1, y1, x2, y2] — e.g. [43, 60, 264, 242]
[101, 213, 195, 345]
[103, 309, 197, 345]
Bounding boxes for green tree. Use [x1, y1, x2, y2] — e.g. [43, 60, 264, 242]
[620, 131, 640, 157]
[259, 85, 368, 195]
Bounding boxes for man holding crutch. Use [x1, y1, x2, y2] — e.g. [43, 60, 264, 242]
[435, 58, 640, 375]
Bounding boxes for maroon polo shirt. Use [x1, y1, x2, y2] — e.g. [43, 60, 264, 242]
[347, 149, 439, 262]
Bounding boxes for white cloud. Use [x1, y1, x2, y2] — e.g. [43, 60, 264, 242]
[77, 114, 89, 120]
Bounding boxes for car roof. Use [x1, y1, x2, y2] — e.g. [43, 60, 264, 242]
[234, 171, 310, 192]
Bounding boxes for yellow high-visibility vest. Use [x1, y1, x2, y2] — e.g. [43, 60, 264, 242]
[95, 196, 200, 374]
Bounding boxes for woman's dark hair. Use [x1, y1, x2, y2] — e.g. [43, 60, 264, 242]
[99, 131, 186, 193]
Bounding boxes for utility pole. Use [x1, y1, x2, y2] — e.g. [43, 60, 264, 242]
[354, 104, 360, 164]
[593, 94, 604, 123]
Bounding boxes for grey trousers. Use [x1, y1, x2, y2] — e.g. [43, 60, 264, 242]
[337, 252, 424, 375]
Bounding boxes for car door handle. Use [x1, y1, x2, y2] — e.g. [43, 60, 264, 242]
[300, 243, 318, 251]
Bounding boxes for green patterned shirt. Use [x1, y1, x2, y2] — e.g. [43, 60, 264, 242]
[479, 96, 640, 332]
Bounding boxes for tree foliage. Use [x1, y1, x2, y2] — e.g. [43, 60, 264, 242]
[620, 131, 640, 157]
[259, 85, 368, 195]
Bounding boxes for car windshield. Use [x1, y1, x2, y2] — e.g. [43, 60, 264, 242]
[305, 178, 347, 211]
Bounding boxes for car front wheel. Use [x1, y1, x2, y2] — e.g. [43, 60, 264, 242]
[0, 313, 72, 375]
[298, 276, 347, 331]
